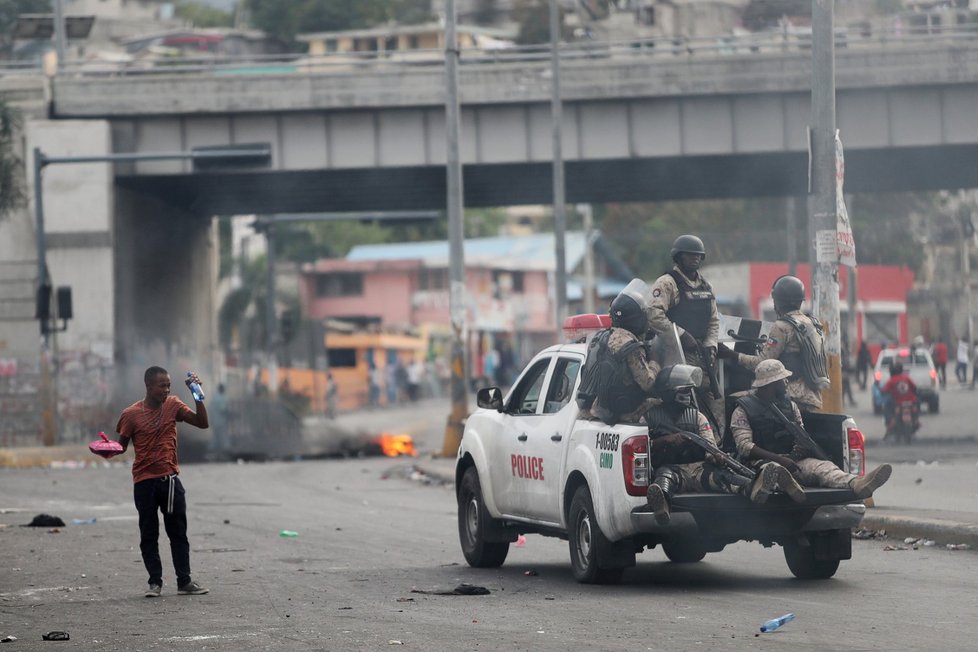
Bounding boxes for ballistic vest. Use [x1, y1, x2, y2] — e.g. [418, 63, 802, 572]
[665, 270, 714, 341]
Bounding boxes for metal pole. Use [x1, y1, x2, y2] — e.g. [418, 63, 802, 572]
[263, 221, 278, 394]
[53, 0, 66, 71]
[786, 196, 798, 276]
[33, 148, 56, 446]
[441, 0, 469, 457]
[963, 226, 973, 367]
[581, 204, 595, 313]
[550, 0, 568, 334]
[810, 0, 842, 413]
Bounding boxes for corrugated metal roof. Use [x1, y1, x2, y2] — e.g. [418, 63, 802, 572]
[347, 232, 589, 273]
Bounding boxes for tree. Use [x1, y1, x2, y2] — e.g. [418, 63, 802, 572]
[175, 1, 234, 28]
[513, 0, 554, 45]
[244, 0, 433, 45]
[0, 0, 50, 54]
[0, 97, 24, 219]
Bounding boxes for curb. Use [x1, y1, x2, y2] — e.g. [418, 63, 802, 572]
[860, 513, 978, 548]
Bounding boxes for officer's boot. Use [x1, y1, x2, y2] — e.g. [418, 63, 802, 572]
[647, 468, 680, 525]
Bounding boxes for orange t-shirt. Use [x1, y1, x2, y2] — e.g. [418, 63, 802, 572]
[116, 396, 195, 484]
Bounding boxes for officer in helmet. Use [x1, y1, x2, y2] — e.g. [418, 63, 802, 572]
[719, 275, 829, 412]
[579, 279, 662, 425]
[644, 364, 803, 525]
[647, 235, 724, 435]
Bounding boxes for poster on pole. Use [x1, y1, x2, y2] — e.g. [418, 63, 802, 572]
[835, 130, 857, 267]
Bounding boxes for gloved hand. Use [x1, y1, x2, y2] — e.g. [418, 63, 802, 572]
[717, 342, 736, 360]
[705, 345, 718, 368]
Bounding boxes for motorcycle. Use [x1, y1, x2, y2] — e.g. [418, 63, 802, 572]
[884, 397, 920, 444]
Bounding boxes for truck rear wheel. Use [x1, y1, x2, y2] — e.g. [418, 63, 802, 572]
[458, 467, 509, 568]
[662, 539, 707, 563]
[783, 541, 841, 579]
[568, 486, 624, 584]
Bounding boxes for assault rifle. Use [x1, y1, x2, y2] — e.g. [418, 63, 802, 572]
[766, 402, 830, 461]
[655, 422, 757, 481]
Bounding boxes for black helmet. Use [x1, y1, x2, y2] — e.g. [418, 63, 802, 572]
[772, 275, 805, 310]
[610, 293, 646, 337]
[652, 364, 703, 404]
[670, 235, 706, 262]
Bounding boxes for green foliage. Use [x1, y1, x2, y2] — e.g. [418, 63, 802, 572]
[0, 0, 50, 52]
[598, 193, 929, 281]
[175, 1, 234, 28]
[244, 0, 433, 44]
[513, 0, 552, 45]
[0, 97, 24, 218]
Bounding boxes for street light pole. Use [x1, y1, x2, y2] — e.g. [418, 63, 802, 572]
[810, 0, 843, 413]
[550, 0, 568, 334]
[441, 0, 469, 457]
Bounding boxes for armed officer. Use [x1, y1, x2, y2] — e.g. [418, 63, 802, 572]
[579, 279, 661, 425]
[730, 359, 892, 498]
[645, 365, 806, 525]
[647, 235, 724, 435]
[721, 275, 828, 412]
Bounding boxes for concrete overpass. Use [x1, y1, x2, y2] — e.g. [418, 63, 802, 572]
[50, 39, 978, 215]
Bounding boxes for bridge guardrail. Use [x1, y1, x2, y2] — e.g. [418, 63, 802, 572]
[5, 23, 978, 79]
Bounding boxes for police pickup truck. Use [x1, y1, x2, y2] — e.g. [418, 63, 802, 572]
[455, 314, 869, 583]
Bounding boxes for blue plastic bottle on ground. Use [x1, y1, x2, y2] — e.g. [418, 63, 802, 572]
[187, 372, 205, 402]
[760, 613, 795, 632]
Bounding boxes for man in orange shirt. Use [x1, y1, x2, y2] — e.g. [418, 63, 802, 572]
[116, 366, 209, 598]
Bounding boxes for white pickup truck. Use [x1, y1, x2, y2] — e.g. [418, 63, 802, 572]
[455, 316, 870, 583]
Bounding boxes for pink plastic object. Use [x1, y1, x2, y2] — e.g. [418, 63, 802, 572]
[89, 431, 123, 458]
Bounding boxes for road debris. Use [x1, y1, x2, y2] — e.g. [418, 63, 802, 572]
[523, 570, 538, 576]
[759, 613, 795, 633]
[411, 583, 490, 596]
[279, 530, 298, 537]
[515, 534, 527, 547]
[853, 528, 886, 540]
[946, 543, 971, 551]
[23, 514, 65, 527]
[388, 640, 403, 645]
[41, 631, 69, 641]
[71, 518, 97, 525]
[883, 544, 909, 551]
[1, 636, 16, 643]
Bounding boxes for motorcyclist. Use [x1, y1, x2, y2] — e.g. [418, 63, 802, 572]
[644, 364, 803, 525]
[881, 362, 919, 436]
[647, 235, 724, 436]
[719, 275, 829, 412]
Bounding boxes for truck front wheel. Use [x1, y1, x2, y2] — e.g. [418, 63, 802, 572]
[568, 486, 624, 584]
[458, 467, 509, 568]
[783, 541, 841, 579]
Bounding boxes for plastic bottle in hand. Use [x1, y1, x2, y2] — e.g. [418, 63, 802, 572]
[187, 372, 205, 402]
[759, 613, 795, 632]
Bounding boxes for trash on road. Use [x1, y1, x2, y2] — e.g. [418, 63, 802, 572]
[72, 518, 97, 525]
[515, 534, 527, 547]
[883, 544, 909, 551]
[903, 537, 918, 544]
[1, 635, 16, 643]
[524, 570, 538, 576]
[47, 528, 61, 534]
[946, 543, 971, 550]
[411, 583, 490, 596]
[23, 514, 65, 527]
[388, 640, 403, 645]
[853, 528, 886, 540]
[921, 540, 936, 547]
[759, 613, 795, 633]
[41, 631, 69, 641]
[279, 530, 298, 537]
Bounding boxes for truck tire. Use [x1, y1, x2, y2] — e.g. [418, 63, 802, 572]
[783, 541, 841, 579]
[928, 397, 939, 414]
[568, 486, 624, 584]
[458, 467, 509, 568]
[662, 539, 707, 563]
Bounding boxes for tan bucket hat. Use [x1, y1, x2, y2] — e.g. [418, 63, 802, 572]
[752, 359, 793, 388]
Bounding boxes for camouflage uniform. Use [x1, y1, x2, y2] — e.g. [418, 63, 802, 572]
[648, 407, 749, 495]
[581, 327, 661, 423]
[647, 265, 724, 433]
[735, 309, 823, 411]
[730, 391, 853, 489]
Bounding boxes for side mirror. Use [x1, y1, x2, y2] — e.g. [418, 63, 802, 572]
[477, 386, 504, 412]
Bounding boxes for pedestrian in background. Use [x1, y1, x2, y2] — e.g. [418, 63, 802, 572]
[115, 366, 209, 598]
[956, 337, 969, 385]
[856, 340, 872, 390]
[325, 372, 338, 418]
[972, 340, 978, 390]
[931, 337, 948, 388]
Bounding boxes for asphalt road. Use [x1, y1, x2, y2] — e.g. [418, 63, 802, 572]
[2, 456, 977, 651]
[845, 380, 977, 444]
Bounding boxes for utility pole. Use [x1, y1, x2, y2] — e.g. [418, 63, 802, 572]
[810, 0, 843, 413]
[53, 0, 66, 70]
[441, 0, 469, 457]
[580, 204, 595, 313]
[260, 220, 279, 393]
[550, 0, 568, 334]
